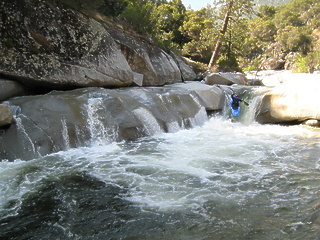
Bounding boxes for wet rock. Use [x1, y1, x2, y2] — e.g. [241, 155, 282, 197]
[0, 85, 209, 161]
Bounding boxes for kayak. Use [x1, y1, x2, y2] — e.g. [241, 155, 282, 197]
[230, 100, 240, 117]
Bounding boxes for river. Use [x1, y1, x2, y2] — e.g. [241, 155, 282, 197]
[1, 86, 320, 239]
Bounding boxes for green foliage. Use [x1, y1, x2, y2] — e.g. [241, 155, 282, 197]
[242, 58, 262, 71]
[3, 38, 14, 48]
[30, 46, 40, 55]
[274, 10, 303, 29]
[249, 19, 276, 42]
[101, 0, 129, 17]
[276, 26, 312, 54]
[241, 0, 320, 71]
[151, 0, 187, 48]
[55, 0, 104, 12]
[180, 7, 217, 62]
[257, 5, 276, 18]
[254, 0, 291, 6]
[293, 54, 309, 72]
[303, 50, 320, 72]
[119, 0, 156, 35]
[217, 53, 241, 72]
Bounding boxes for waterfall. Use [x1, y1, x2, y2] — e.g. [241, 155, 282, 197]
[61, 118, 70, 149]
[220, 86, 266, 124]
[242, 91, 266, 124]
[86, 97, 107, 145]
[86, 97, 118, 146]
[133, 107, 163, 135]
[188, 94, 209, 127]
[15, 117, 38, 156]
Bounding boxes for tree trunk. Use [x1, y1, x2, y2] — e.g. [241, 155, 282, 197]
[208, 1, 234, 72]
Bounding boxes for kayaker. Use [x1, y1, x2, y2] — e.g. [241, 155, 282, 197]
[231, 93, 243, 110]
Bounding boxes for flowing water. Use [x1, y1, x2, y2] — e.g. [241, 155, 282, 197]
[1, 90, 320, 239]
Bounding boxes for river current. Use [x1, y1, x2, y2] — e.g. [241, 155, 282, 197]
[1, 85, 320, 239]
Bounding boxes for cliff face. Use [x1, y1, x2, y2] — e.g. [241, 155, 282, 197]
[0, 0, 195, 92]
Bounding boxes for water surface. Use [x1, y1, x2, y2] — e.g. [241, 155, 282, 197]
[1, 117, 320, 239]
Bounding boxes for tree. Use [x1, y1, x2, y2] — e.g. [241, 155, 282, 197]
[55, 0, 104, 12]
[257, 5, 276, 19]
[101, 0, 129, 17]
[180, 7, 217, 62]
[276, 26, 312, 54]
[119, 0, 157, 34]
[207, 0, 254, 72]
[151, 0, 187, 48]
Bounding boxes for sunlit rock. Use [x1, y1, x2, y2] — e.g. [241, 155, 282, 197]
[205, 72, 248, 86]
[302, 119, 320, 127]
[0, 104, 13, 127]
[256, 77, 320, 124]
[172, 82, 225, 110]
[260, 57, 285, 70]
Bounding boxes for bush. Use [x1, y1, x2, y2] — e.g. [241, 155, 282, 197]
[293, 54, 309, 72]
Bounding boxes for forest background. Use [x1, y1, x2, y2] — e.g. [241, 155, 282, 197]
[52, 0, 320, 73]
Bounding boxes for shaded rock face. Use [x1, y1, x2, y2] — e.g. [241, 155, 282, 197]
[256, 79, 320, 124]
[107, 26, 192, 86]
[0, 0, 194, 91]
[0, 78, 32, 102]
[0, 83, 223, 161]
[1, 0, 133, 88]
[260, 57, 285, 70]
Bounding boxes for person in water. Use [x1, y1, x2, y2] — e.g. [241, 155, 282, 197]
[231, 93, 243, 110]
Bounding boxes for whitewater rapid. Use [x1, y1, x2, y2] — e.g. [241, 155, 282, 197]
[1, 115, 320, 239]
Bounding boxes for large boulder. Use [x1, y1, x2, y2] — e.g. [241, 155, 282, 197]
[1, 0, 133, 89]
[106, 23, 184, 86]
[0, 0, 192, 90]
[0, 84, 211, 161]
[172, 82, 225, 111]
[205, 72, 248, 86]
[256, 77, 320, 124]
[260, 57, 286, 70]
[171, 54, 196, 82]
